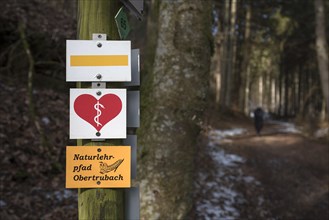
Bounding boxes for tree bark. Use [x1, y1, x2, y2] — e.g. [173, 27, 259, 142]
[314, 0, 329, 112]
[240, 3, 252, 113]
[77, 0, 120, 40]
[220, 0, 231, 108]
[138, 1, 212, 219]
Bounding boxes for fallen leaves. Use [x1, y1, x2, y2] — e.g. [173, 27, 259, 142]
[0, 81, 77, 219]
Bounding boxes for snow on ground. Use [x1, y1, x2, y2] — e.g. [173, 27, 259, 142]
[48, 189, 78, 203]
[195, 128, 262, 220]
[314, 127, 329, 138]
[271, 120, 328, 138]
[269, 120, 301, 134]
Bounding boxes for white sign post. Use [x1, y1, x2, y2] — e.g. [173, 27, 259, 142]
[70, 89, 127, 139]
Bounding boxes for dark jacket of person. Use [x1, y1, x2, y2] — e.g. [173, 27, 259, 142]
[254, 107, 264, 134]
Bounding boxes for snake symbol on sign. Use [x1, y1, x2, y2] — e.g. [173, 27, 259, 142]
[94, 101, 105, 127]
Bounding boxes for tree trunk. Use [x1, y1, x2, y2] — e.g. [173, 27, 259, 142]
[278, 59, 283, 116]
[77, 0, 120, 40]
[314, 0, 329, 111]
[213, 8, 223, 105]
[225, 0, 238, 107]
[239, 3, 252, 113]
[258, 74, 263, 107]
[76, 1, 124, 219]
[297, 65, 302, 112]
[214, 33, 222, 104]
[244, 66, 251, 114]
[220, 0, 231, 108]
[138, 1, 212, 219]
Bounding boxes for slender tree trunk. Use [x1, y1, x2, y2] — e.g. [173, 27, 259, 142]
[76, 1, 124, 219]
[271, 77, 275, 112]
[230, 0, 240, 109]
[297, 65, 302, 112]
[214, 35, 221, 104]
[244, 66, 251, 114]
[294, 72, 298, 116]
[214, 17, 222, 104]
[239, 3, 252, 112]
[278, 60, 283, 116]
[220, 0, 231, 107]
[225, 0, 237, 107]
[138, 1, 212, 219]
[284, 68, 289, 117]
[259, 74, 263, 107]
[265, 71, 271, 111]
[314, 0, 329, 111]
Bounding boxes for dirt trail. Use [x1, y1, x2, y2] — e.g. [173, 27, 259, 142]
[194, 117, 329, 220]
[226, 123, 328, 220]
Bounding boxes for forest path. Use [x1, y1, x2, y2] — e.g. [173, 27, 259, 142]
[194, 116, 328, 220]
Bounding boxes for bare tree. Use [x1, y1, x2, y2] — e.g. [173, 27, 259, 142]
[139, 0, 212, 219]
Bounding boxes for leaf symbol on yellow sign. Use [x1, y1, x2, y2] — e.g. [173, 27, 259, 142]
[99, 159, 124, 174]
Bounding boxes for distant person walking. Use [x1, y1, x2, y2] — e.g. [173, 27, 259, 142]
[254, 107, 264, 135]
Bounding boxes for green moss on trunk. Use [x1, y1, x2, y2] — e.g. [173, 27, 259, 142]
[76, 1, 124, 219]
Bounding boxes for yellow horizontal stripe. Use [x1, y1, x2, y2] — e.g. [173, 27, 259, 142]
[70, 55, 128, 66]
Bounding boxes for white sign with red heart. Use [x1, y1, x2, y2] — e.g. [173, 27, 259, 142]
[70, 89, 126, 139]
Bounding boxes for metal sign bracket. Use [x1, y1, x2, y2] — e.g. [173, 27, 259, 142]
[92, 33, 107, 88]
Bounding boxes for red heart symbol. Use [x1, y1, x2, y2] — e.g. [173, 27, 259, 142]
[74, 94, 122, 131]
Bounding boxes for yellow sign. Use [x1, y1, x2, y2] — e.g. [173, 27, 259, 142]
[66, 40, 131, 82]
[66, 146, 131, 188]
[70, 55, 128, 66]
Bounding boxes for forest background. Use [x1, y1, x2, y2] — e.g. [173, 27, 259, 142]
[0, 0, 328, 219]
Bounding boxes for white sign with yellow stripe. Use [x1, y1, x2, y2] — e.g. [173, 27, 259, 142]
[66, 40, 131, 82]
